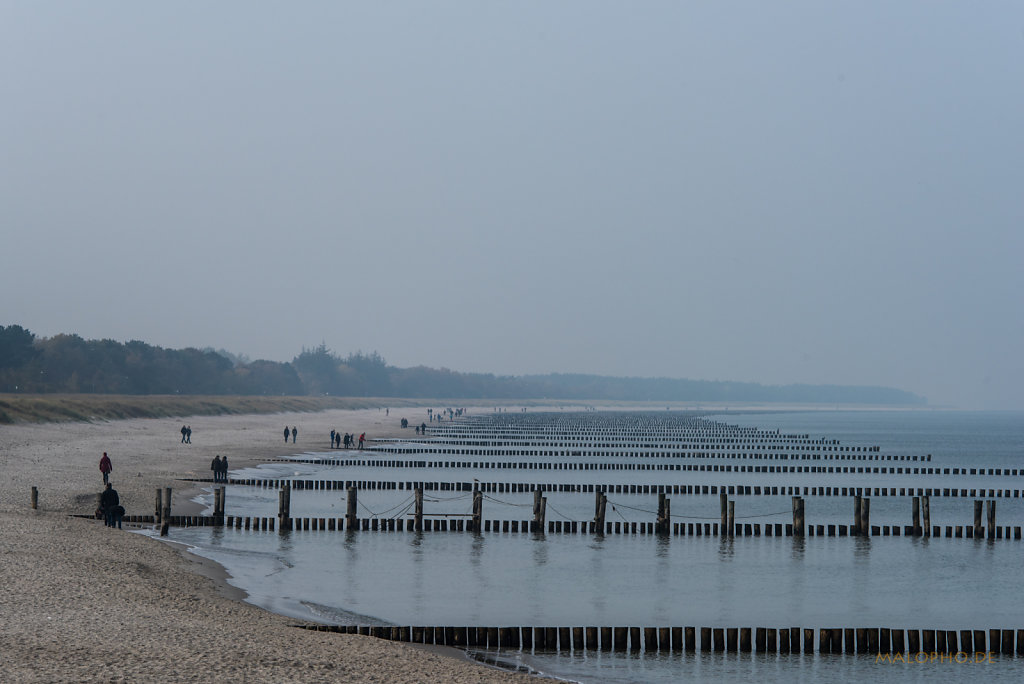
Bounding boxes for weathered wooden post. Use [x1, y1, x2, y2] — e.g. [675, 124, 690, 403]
[912, 496, 921, 536]
[594, 490, 607, 535]
[532, 490, 546, 532]
[656, 493, 671, 535]
[472, 490, 483, 532]
[160, 487, 172, 536]
[986, 500, 996, 540]
[279, 483, 293, 533]
[922, 495, 930, 536]
[974, 500, 983, 538]
[155, 488, 163, 522]
[414, 488, 423, 532]
[853, 495, 862, 535]
[727, 500, 735, 537]
[31, 486, 38, 509]
[346, 486, 358, 531]
[792, 497, 805, 536]
[860, 497, 870, 535]
[720, 492, 728, 537]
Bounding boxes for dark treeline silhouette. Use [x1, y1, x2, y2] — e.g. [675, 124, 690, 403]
[0, 326, 925, 405]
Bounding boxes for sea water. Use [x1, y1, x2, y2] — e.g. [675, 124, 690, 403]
[143, 410, 1024, 683]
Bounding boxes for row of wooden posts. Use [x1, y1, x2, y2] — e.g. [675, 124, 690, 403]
[202, 478, 1024, 499]
[298, 623, 1024, 656]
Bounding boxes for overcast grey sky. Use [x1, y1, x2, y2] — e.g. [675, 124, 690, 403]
[2, 2, 1022, 410]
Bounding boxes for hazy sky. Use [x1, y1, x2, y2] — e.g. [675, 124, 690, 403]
[3, 3, 1022, 410]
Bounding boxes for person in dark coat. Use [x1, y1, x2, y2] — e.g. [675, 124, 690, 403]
[211, 455, 222, 482]
[99, 452, 112, 485]
[284, 426, 290, 443]
[100, 483, 121, 528]
[291, 426, 297, 443]
[220, 456, 229, 483]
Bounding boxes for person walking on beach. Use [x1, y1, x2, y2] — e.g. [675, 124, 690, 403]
[284, 426, 290, 443]
[211, 455, 222, 482]
[100, 483, 121, 529]
[330, 429, 336, 449]
[291, 426, 297, 443]
[181, 425, 188, 443]
[358, 433, 365, 449]
[99, 452, 112, 485]
[185, 426, 192, 444]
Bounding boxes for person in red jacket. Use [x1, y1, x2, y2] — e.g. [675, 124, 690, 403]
[358, 433, 365, 449]
[99, 452, 112, 485]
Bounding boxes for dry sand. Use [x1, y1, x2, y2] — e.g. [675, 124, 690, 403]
[0, 408, 534, 683]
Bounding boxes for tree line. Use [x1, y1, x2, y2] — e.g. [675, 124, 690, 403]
[0, 325, 926, 405]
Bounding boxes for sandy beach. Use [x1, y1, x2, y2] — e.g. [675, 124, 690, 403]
[0, 407, 533, 683]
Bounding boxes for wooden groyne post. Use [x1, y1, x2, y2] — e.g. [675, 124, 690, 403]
[853, 495, 861, 535]
[727, 500, 735, 538]
[987, 500, 997, 540]
[912, 496, 921, 536]
[31, 486, 38, 509]
[594, 490, 607, 535]
[414, 488, 423, 531]
[792, 496, 805, 536]
[922, 495, 930, 536]
[532, 490, 546, 532]
[720, 493, 728, 537]
[346, 487, 358, 531]
[472, 491, 483, 532]
[160, 487, 172, 536]
[656, 493, 670, 535]
[974, 500, 983, 538]
[860, 497, 870, 536]
[279, 483, 292, 533]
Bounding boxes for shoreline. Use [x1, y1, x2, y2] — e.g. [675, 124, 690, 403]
[0, 406, 533, 682]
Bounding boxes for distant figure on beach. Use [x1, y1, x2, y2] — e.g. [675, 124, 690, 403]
[211, 455, 222, 482]
[100, 483, 122, 529]
[291, 426, 297, 443]
[358, 433, 365, 449]
[185, 426, 192, 444]
[330, 429, 336, 448]
[415, 426, 420, 435]
[284, 426, 289, 443]
[221, 456, 229, 482]
[181, 425, 188, 443]
[99, 452, 112, 485]
[421, 422, 426, 433]
[335, 432, 341, 448]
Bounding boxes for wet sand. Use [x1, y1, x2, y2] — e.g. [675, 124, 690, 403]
[0, 407, 532, 683]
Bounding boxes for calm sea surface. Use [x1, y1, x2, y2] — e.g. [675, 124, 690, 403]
[143, 410, 1024, 683]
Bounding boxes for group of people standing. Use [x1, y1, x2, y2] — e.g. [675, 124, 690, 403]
[210, 454, 230, 482]
[328, 430, 365, 449]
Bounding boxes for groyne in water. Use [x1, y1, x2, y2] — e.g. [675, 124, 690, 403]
[295, 623, 1024, 657]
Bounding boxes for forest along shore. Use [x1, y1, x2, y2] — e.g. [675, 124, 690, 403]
[0, 405, 531, 683]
